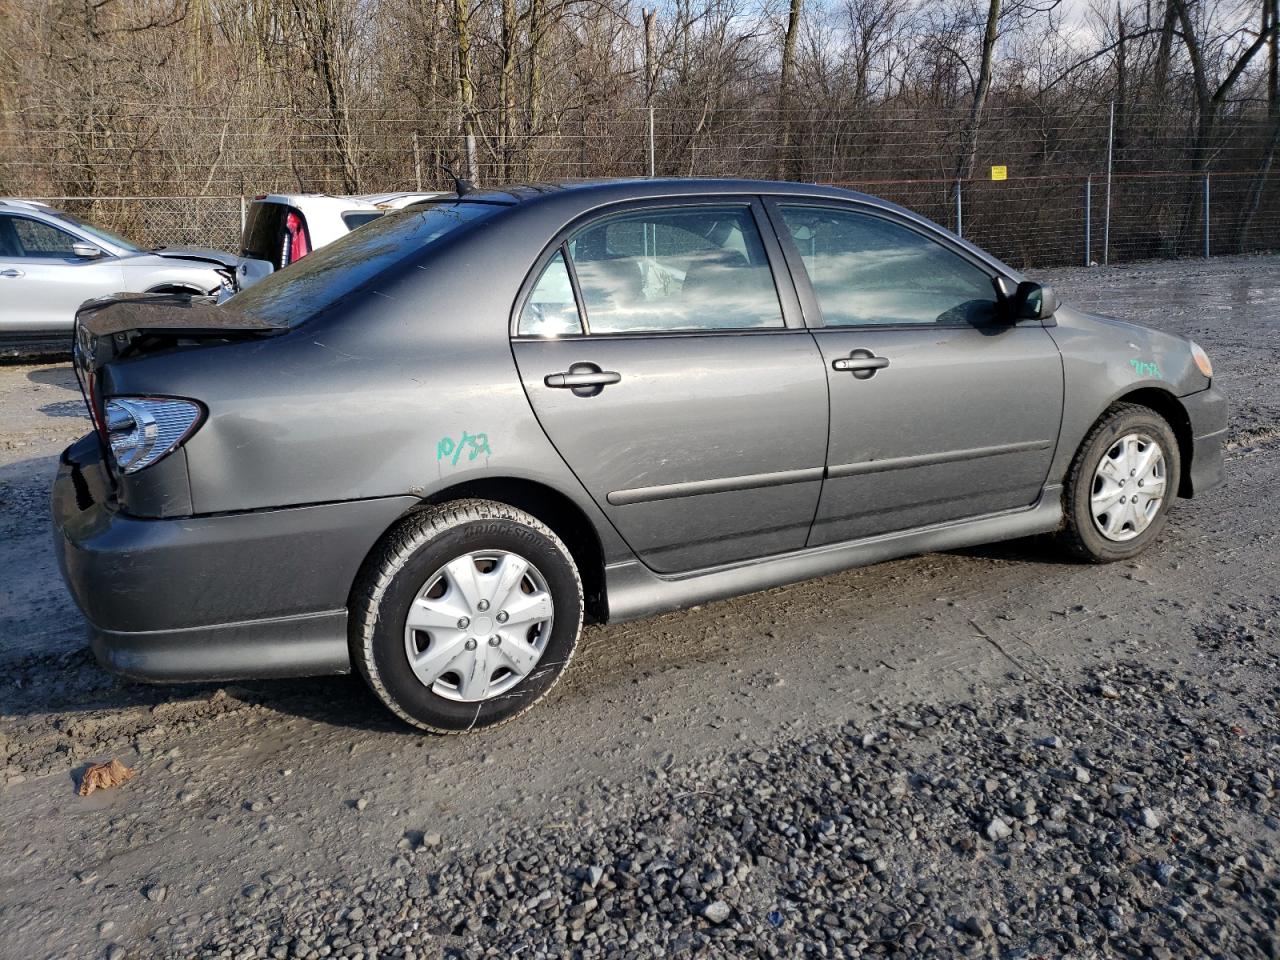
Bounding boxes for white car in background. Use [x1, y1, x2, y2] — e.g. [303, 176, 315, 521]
[239, 192, 444, 270]
[0, 199, 272, 334]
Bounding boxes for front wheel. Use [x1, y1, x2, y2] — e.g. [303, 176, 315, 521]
[350, 499, 583, 732]
[1057, 403, 1181, 563]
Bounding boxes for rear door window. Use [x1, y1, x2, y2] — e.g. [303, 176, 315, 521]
[564, 205, 784, 334]
[518, 251, 582, 337]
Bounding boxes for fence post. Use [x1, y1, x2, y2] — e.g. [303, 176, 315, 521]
[954, 179, 963, 238]
[1103, 99, 1114, 266]
[240, 196, 246, 237]
[1084, 176, 1092, 266]
[648, 106, 656, 178]
[1202, 173, 1211, 259]
[413, 132, 423, 191]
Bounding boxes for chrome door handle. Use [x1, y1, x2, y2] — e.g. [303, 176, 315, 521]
[0, 269, 23, 278]
[545, 371, 621, 388]
[545, 362, 621, 397]
[832, 350, 889, 379]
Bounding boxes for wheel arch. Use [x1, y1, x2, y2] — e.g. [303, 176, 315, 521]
[401, 477, 610, 623]
[145, 282, 210, 296]
[1106, 386, 1194, 497]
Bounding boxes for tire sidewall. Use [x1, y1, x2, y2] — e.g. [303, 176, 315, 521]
[1070, 409, 1181, 561]
[369, 515, 581, 731]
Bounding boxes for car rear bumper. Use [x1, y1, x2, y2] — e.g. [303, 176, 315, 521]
[52, 434, 417, 682]
[1182, 385, 1227, 497]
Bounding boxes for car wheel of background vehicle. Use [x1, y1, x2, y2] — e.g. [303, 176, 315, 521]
[350, 498, 583, 733]
[1057, 402, 1181, 563]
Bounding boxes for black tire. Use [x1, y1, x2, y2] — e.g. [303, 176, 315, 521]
[350, 498, 583, 733]
[1057, 402, 1182, 563]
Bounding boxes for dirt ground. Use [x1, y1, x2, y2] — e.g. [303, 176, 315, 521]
[0, 255, 1278, 959]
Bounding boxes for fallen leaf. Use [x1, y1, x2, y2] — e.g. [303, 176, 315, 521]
[78, 758, 136, 797]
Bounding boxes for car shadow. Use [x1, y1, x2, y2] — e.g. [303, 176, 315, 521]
[943, 534, 1082, 566]
[37, 399, 86, 419]
[0, 643, 402, 734]
[26, 364, 77, 388]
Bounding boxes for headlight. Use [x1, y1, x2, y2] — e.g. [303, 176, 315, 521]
[1189, 341, 1213, 379]
[104, 397, 203, 474]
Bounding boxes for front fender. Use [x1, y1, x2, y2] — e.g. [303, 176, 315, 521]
[1045, 305, 1212, 488]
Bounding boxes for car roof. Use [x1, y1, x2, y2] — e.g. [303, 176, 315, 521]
[437, 177, 877, 206]
[354, 192, 446, 208]
[0, 198, 57, 214]
[425, 177, 1019, 279]
[253, 192, 445, 211]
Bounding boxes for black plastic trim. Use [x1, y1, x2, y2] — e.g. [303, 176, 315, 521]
[608, 466, 825, 506]
[826, 439, 1053, 479]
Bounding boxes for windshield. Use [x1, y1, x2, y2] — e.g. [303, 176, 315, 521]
[226, 201, 503, 326]
[55, 213, 142, 253]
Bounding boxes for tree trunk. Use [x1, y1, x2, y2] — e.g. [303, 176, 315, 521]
[955, 0, 1001, 183]
[1115, 2, 1127, 165]
[454, 0, 478, 183]
[1238, 0, 1280, 252]
[777, 0, 803, 180]
[499, 0, 517, 181]
[526, 0, 546, 178]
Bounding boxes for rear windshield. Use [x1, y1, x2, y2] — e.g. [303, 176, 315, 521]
[226, 201, 502, 326]
[342, 211, 383, 230]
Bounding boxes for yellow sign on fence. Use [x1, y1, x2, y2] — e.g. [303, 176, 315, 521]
[991, 165, 1008, 181]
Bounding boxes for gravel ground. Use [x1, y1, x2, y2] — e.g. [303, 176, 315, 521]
[0, 255, 1278, 960]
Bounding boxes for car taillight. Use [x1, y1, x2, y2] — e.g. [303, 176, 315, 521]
[103, 397, 204, 474]
[281, 210, 310, 267]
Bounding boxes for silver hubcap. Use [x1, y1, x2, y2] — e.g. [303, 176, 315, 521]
[403, 550, 554, 702]
[1090, 432, 1167, 542]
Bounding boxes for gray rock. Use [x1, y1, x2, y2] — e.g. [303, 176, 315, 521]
[963, 915, 993, 939]
[701, 900, 731, 924]
[986, 817, 1013, 842]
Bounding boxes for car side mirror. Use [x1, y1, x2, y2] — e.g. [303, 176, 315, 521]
[1015, 281, 1058, 321]
[993, 277, 1058, 324]
[71, 242, 104, 259]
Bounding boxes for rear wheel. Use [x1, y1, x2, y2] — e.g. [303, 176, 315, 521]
[1057, 403, 1181, 562]
[350, 499, 583, 732]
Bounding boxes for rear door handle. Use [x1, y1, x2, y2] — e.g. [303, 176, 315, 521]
[544, 362, 621, 397]
[0, 269, 23, 278]
[832, 350, 889, 379]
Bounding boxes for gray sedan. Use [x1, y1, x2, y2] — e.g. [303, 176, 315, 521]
[0, 199, 270, 333]
[52, 179, 1226, 732]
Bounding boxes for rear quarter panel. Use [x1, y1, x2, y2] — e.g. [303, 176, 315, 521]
[101, 202, 635, 563]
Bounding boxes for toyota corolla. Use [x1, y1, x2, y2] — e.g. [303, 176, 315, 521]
[52, 179, 1226, 732]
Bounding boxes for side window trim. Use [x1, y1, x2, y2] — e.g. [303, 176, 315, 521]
[761, 196, 1005, 330]
[560, 240, 590, 336]
[509, 196, 806, 339]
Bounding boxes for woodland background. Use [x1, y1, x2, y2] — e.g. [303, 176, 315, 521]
[0, 0, 1276, 266]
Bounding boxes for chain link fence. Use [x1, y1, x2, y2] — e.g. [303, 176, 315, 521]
[28, 168, 1278, 269]
[29, 195, 246, 252]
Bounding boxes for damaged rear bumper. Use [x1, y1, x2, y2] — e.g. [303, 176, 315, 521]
[51, 434, 417, 682]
